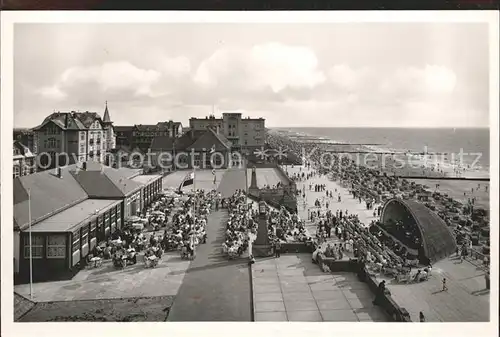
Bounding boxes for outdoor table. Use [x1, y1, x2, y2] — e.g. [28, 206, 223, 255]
[89, 256, 103, 268]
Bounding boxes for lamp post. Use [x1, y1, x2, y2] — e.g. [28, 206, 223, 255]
[28, 188, 33, 300]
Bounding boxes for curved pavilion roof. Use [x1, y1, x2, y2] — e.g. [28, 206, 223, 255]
[381, 198, 457, 263]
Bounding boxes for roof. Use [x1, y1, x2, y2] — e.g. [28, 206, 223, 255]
[13, 141, 35, 158]
[29, 199, 121, 233]
[149, 135, 175, 151]
[68, 161, 143, 197]
[103, 102, 111, 123]
[14, 168, 88, 231]
[173, 130, 205, 151]
[114, 126, 135, 132]
[33, 111, 105, 131]
[13, 161, 145, 231]
[381, 198, 457, 262]
[186, 128, 231, 151]
[130, 174, 163, 186]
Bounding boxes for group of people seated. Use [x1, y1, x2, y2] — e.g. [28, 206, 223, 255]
[222, 191, 255, 259]
[267, 206, 312, 243]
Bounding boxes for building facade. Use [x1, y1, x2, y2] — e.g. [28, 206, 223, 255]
[189, 112, 265, 148]
[13, 141, 37, 178]
[14, 161, 163, 283]
[32, 104, 116, 169]
[130, 121, 183, 152]
[14, 128, 37, 155]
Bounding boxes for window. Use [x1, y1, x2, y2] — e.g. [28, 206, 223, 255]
[13, 166, 20, 178]
[47, 234, 66, 258]
[80, 132, 85, 141]
[81, 225, 89, 246]
[90, 221, 97, 240]
[97, 215, 104, 235]
[46, 137, 57, 148]
[72, 229, 80, 253]
[24, 235, 44, 258]
[111, 210, 116, 225]
[104, 212, 110, 229]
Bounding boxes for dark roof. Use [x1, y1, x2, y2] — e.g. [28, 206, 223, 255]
[14, 168, 88, 231]
[103, 102, 111, 123]
[13, 161, 145, 231]
[33, 111, 105, 131]
[68, 161, 143, 197]
[381, 198, 457, 262]
[173, 130, 205, 151]
[150, 135, 175, 151]
[186, 128, 231, 151]
[114, 126, 135, 132]
[13, 141, 34, 157]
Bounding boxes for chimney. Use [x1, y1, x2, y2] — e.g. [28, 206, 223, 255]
[56, 167, 62, 178]
[216, 125, 220, 134]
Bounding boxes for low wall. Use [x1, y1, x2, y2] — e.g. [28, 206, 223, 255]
[282, 242, 314, 254]
[357, 264, 412, 322]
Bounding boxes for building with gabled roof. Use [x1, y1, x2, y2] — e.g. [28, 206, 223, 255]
[13, 160, 163, 283]
[32, 103, 116, 169]
[149, 128, 234, 170]
[13, 140, 37, 178]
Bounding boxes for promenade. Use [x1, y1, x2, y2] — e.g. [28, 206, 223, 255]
[167, 211, 252, 321]
[283, 163, 490, 322]
[252, 254, 386, 322]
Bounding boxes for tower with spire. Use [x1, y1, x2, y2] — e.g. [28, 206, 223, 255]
[102, 101, 116, 151]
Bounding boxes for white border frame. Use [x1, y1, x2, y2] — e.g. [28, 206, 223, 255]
[1, 10, 499, 337]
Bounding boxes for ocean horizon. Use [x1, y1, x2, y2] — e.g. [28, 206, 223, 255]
[274, 127, 490, 170]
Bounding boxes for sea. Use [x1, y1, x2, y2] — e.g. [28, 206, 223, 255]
[276, 127, 490, 174]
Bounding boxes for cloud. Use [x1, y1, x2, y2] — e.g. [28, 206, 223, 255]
[194, 43, 326, 92]
[37, 85, 66, 100]
[381, 64, 457, 98]
[38, 61, 162, 100]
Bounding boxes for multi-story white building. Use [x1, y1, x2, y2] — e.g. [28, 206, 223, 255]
[13, 140, 37, 178]
[189, 112, 265, 148]
[32, 103, 116, 168]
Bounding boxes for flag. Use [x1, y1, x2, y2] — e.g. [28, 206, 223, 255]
[210, 144, 216, 154]
[178, 171, 194, 191]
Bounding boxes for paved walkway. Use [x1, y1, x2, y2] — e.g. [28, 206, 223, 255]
[167, 211, 252, 321]
[252, 254, 387, 321]
[15, 252, 190, 302]
[285, 164, 490, 322]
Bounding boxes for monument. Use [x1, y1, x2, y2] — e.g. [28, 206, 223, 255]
[252, 200, 273, 257]
[249, 166, 258, 191]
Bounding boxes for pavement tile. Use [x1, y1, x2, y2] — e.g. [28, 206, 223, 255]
[278, 270, 305, 277]
[287, 310, 323, 322]
[354, 308, 388, 322]
[281, 283, 312, 293]
[312, 290, 346, 300]
[255, 292, 284, 302]
[255, 311, 288, 321]
[335, 281, 369, 290]
[279, 277, 308, 284]
[282, 291, 315, 301]
[309, 282, 338, 292]
[321, 309, 359, 322]
[342, 289, 373, 299]
[254, 284, 282, 294]
[306, 275, 335, 283]
[255, 301, 286, 313]
[253, 277, 280, 285]
[284, 299, 319, 311]
[347, 297, 375, 309]
[316, 299, 352, 310]
[253, 270, 279, 278]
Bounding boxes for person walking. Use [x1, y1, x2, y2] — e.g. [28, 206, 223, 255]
[419, 311, 426, 322]
[442, 278, 448, 291]
[274, 240, 282, 258]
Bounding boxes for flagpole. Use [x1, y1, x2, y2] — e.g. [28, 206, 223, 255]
[28, 188, 33, 300]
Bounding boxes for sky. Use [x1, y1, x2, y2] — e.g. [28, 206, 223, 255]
[14, 23, 490, 128]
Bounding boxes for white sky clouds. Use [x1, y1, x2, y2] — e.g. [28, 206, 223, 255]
[14, 23, 490, 128]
